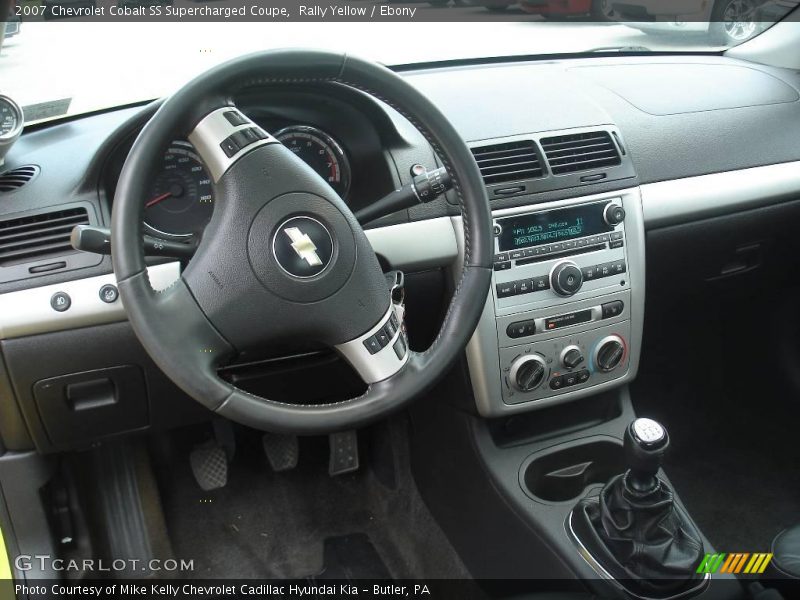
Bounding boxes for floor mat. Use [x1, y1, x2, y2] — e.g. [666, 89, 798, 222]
[632, 308, 800, 553]
[151, 420, 471, 580]
[314, 534, 391, 580]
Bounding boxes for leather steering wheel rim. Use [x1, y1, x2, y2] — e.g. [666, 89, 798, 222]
[111, 50, 492, 434]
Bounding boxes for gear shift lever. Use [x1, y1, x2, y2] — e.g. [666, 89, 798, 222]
[570, 417, 704, 597]
[624, 417, 669, 493]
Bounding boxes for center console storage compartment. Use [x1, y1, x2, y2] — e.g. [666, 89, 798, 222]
[520, 437, 623, 503]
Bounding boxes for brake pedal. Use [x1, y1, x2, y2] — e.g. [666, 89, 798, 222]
[189, 443, 228, 491]
[262, 433, 299, 472]
[329, 430, 359, 476]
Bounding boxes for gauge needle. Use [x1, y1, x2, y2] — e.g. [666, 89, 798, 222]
[145, 192, 172, 208]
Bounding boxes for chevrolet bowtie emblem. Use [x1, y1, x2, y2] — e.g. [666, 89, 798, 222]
[284, 227, 323, 267]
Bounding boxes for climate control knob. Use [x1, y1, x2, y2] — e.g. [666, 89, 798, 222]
[561, 345, 585, 369]
[509, 354, 547, 392]
[551, 261, 583, 297]
[595, 335, 626, 372]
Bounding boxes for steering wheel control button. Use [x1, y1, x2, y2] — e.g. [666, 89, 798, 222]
[50, 291, 71, 312]
[272, 216, 333, 279]
[551, 261, 583, 297]
[384, 319, 397, 338]
[601, 300, 625, 319]
[219, 136, 240, 158]
[363, 336, 382, 355]
[375, 327, 391, 348]
[98, 284, 119, 304]
[223, 110, 248, 127]
[393, 335, 407, 360]
[506, 320, 536, 339]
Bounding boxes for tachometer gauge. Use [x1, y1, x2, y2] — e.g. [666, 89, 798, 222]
[144, 141, 214, 240]
[0, 95, 24, 167]
[275, 126, 351, 199]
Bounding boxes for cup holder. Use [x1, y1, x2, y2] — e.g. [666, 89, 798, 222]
[520, 438, 624, 503]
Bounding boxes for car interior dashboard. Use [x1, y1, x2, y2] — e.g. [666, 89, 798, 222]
[1, 52, 800, 456]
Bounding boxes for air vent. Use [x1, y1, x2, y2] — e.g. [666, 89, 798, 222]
[0, 165, 39, 192]
[540, 131, 621, 175]
[471, 140, 544, 186]
[0, 207, 88, 266]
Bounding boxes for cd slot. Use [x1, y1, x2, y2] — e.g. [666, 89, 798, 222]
[516, 243, 606, 266]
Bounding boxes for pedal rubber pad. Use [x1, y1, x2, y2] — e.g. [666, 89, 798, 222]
[262, 433, 299, 472]
[189, 445, 228, 491]
[329, 430, 359, 476]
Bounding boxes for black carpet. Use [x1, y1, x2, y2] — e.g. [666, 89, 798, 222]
[151, 420, 471, 580]
[632, 304, 800, 554]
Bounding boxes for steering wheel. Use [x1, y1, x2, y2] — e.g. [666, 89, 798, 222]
[112, 50, 492, 434]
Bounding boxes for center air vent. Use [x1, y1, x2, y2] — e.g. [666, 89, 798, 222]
[0, 165, 39, 192]
[0, 207, 89, 266]
[471, 140, 544, 186]
[540, 131, 621, 175]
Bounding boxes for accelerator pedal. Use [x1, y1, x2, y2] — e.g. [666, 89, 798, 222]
[329, 430, 359, 476]
[262, 433, 299, 472]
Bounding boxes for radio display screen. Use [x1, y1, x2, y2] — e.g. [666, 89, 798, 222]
[498, 204, 611, 251]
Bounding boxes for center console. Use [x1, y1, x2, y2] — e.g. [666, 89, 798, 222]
[465, 187, 645, 417]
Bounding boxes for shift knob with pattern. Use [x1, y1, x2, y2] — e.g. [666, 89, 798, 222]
[623, 417, 669, 493]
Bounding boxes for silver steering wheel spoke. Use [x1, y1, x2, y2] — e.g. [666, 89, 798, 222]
[336, 303, 410, 384]
[188, 106, 278, 183]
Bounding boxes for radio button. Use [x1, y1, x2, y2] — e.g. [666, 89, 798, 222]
[611, 231, 623, 240]
[510, 250, 525, 260]
[506, 320, 536, 338]
[577, 239, 589, 248]
[600, 234, 611, 243]
[493, 261, 512, 271]
[610, 260, 627, 275]
[494, 252, 509, 262]
[524, 248, 536, 258]
[563, 240, 576, 250]
[532, 276, 550, 291]
[602, 300, 625, 319]
[582, 265, 597, 281]
[551, 262, 583, 296]
[517, 279, 532, 294]
[496, 282, 517, 298]
[610, 240, 624, 249]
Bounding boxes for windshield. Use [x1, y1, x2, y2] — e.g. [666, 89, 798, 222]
[2, 0, 797, 124]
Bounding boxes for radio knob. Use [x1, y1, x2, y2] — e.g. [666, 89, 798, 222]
[561, 345, 585, 369]
[551, 261, 583, 297]
[509, 354, 547, 392]
[595, 335, 626, 372]
[604, 202, 626, 227]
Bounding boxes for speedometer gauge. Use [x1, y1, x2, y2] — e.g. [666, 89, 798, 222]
[275, 126, 351, 199]
[144, 141, 214, 240]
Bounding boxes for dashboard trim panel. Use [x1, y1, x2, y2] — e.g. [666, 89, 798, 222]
[0, 262, 180, 340]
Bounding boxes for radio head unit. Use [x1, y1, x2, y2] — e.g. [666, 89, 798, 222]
[495, 201, 622, 253]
